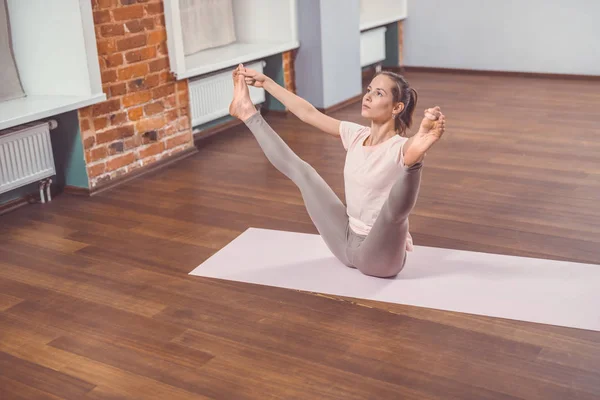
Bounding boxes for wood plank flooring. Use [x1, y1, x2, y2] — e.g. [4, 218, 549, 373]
[1, 71, 600, 399]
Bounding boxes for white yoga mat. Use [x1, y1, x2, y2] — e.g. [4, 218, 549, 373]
[189, 228, 600, 332]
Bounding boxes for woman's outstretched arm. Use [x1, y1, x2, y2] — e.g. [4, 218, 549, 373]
[238, 65, 341, 137]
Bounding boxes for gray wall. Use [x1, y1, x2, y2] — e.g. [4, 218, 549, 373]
[319, 0, 361, 108]
[295, 0, 362, 109]
[403, 0, 600, 76]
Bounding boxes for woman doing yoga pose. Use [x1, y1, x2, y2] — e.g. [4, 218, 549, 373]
[229, 64, 446, 278]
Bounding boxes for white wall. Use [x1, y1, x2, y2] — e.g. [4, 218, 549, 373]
[404, 0, 600, 76]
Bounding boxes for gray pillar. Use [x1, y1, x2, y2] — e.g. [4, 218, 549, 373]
[295, 0, 361, 110]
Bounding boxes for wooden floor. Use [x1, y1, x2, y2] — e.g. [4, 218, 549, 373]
[1, 71, 600, 399]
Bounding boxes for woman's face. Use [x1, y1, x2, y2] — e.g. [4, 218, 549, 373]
[361, 75, 403, 122]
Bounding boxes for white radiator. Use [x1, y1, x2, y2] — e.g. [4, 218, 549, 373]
[0, 121, 56, 195]
[188, 61, 266, 127]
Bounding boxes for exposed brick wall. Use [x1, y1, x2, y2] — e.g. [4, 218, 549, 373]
[79, 0, 193, 188]
[282, 50, 296, 95]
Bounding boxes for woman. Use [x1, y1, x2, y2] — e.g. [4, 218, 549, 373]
[229, 64, 446, 278]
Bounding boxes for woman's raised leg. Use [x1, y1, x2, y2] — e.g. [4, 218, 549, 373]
[229, 70, 352, 266]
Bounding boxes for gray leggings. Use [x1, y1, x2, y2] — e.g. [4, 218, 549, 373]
[245, 112, 422, 278]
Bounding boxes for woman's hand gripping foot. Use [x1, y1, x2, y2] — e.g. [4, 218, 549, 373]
[229, 64, 258, 122]
[403, 106, 447, 166]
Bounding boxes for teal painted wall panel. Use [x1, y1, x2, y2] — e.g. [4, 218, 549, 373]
[383, 22, 400, 67]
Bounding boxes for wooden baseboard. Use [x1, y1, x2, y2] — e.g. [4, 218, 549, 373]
[382, 66, 405, 74]
[401, 66, 600, 81]
[89, 146, 199, 196]
[0, 185, 62, 215]
[0, 196, 33, 215]
[193, 118, 245, 141]
[316, 94, 363, 115]
[64, 185, 91, 196]
[262, 109, 289, 117]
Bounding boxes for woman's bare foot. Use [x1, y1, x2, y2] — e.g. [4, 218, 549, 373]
[403, 106, 446, 166]
[229, 64, 257, 121]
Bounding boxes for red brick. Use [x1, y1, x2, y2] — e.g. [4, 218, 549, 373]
[177, 116, 191, 131]
[138, 141, 165, 159]
[86, 146, 109, 163]
[149, 57, 169, 72]
[168, 145, 187, 158]
[177, 92, 188, 105]
[157, 42, 168, 55]
[101, 23, 125, 37]
[108, 141, 125, 155]
[164, 109, 178, 122]
[141, 17, 155, 30]
[113, 5, 144, 21]
[79, 107, 92, 119]
[83, 136, 96, 150]
[101, 70, 117, 84]
[120, 0, 137, 5]
[106, 152, 136, 172]
[152, 83, 175, 99]
[118, 63, 149, 80]
[117, 34, 146, 51]
[164, 95, 176, 109]
[176, 81, 187, 92]
[125, 46, 156, 63]
[88, 162, 106, 178]
[128, 107, 144, 121]
[80, 119, 90, 132]
[124, 135, 141, 150]
[126, 18, 154, 33]
[147, 29, 166, 46]
[128, 73, 160, 93]
[179, 105, 189, 117]
[125, 20, 142, 33]
[141, 130, 158, 143]
[155, 14, 165, 27]
[144, 101, 164, 116]
[110, 83, 127, 96]
[110, 112, 128, 126]
[97, 125, 135, 144]
[123, 91, 152, 107]
[94, 117, 108, 131]
[92, 99, 121, 116]
[139, 46, 157, 60]
[93, 10, 111, 24]
[146, 2, 163, 15]
[96, 0, 118, 10]
[159, 123, 177, 138]
[158, 71, 170, 84]
[165, 131, 191, 149]
[106, 53, 124, 68]
[97, 39, 116, 55]
[136, 116, 166, 133]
